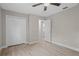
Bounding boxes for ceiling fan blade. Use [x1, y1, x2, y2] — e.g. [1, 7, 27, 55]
[44, 6, 47, 11]
[32, 3, 43, 7]
[50, 3, 61, 6]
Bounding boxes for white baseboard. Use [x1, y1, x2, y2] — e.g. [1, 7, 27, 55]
[28, 40, 39, 45]
[52, 41, 79, 52]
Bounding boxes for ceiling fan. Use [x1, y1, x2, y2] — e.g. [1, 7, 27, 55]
[32, 3, 61, 11]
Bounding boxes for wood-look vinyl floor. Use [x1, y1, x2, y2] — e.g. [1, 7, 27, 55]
[1, 40, 79, 56]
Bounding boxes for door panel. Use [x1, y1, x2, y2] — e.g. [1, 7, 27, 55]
[6, 15, 26, 46]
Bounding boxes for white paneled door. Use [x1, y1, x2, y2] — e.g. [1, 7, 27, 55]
[39, 20, 51, 42]
[6, 15, 26, 46]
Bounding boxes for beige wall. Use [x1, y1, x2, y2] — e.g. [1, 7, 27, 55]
[49, 5, 79, 51]
[29, 15, 40, 42]
[0, 7, 2, 47]
[29, 15, 44, 42]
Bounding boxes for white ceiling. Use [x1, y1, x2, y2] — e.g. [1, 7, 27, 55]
[0, 3, 78, 17]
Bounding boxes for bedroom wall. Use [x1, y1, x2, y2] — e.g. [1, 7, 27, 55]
[29, 15, 41, 42]
[49, 4, 79, 51]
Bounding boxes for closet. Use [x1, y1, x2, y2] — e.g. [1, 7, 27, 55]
[6, 15, 27, 46]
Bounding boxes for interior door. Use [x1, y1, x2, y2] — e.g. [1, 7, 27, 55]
[39, 20, 51, 42]
[44, 20, 51, 42]
[6, 15, 26, 46]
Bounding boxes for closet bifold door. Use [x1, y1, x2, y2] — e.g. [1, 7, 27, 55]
[6, 15, 27, 46]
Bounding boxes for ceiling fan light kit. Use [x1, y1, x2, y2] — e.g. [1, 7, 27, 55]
[32, 3, 61, 11]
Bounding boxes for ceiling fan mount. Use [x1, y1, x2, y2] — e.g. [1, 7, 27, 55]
[32, 3, 61, 11]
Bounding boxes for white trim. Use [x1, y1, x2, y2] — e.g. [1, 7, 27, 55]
[28, 40, 38, 45]
[52, 41, 79, 52]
